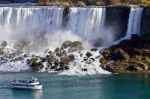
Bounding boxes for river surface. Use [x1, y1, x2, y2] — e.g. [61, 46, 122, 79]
[0, 73, 150, 99]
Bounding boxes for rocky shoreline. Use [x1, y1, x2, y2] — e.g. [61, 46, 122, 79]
[0, 33, 149, 75]
[0, 39, 110, 75]
[100, 34, 150, 73]
[27, 40, 110, 75]
[27, 40, 84, 71]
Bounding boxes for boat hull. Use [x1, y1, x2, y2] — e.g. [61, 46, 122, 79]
[11, 85, 42, 90]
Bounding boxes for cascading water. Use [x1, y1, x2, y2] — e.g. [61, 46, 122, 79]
[67, 7, 112, 47]
[0, 7, 111, 51]
[125, 8, 143, 39]
[0, 6, 111, 74]
[0, 7, 63, 34]
[0, 7, 64, 51]
[113, 7, 143, 45]
[0, 6, 144, 75]
[0, 6, 144, 49]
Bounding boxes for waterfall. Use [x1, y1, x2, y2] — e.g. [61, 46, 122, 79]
[0, 6, 144, 74]
[126, 8, 143, 39]
[67, 7, 108, 47]
[0, 7, 64, 40]
[0, 7, 64, 51]
[0, 7, 144, 49]
[0, 6, 110, 74]
[0, 7, 108, 50]
[113, 7, 143, 45]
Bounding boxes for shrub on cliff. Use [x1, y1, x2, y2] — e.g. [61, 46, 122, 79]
[61, 41, 72, 49]
[56, 57, 70, 71]
[134, 55, 142, 61]
[62, 2, 71, 7]
[60, 57, 69, 65]
[96, 1, 105, 6]
[102, 48, 111, 59]
[72, 41, 83, 48]
[101, 61, 128, 73]
[37, 0, 49, 5]
[0, 48, 4, 55]
[46, 55, 56, 63]
[14, 39, 30, 51]
[112, 48, 130, 61]
[126, 61, 147, 72]
[142, 56, 150, 65]
[28, 58, 44, 71]
[77, 1, 86, 7]
[141, 0, 150, 6]
[99, 57, 107, 65]
[61, 41, 84, 52]
[112, 61, 128, 73]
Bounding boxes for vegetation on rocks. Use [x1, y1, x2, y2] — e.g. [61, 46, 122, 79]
[2, 0, 150, 6]
[27, 40, 84, 72]
[100, 34, 150, 73]
[27, 58, 44, 71]
[112, 48, 130, 61]
[37, 0, 86, 7]
[61, 41, 84, 52]
[46, 55, 56, 63]
[36, 0, 150, 6]
[14, 39, 30, 51]
[0, 48, 4, 55]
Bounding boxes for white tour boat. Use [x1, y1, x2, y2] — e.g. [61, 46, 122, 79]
[11, 77, 42, 90]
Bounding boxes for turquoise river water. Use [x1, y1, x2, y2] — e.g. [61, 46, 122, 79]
[0, 73, 150, 99]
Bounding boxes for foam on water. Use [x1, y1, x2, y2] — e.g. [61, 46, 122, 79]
[0, 60, 29, 72]
[58, 50, 111, 76]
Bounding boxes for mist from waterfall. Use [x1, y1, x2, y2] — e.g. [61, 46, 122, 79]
[0, 7, 65, 52]
[0, 5, 145, 74]
[0, 6, 144, 52]
[0, 7, 111, 52]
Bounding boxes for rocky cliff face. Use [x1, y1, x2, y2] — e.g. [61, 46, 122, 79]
[105, 7, 130, 40]
[105, 6, 150, 40]
[101, 34, 150, 73]
[141, 7, 150, 35]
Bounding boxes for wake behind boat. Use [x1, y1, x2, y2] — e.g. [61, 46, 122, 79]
[11, 77, 42, 90]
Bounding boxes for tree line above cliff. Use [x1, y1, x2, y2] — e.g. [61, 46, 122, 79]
[0, 0, 150, 6]
[37, 0, 150, 6]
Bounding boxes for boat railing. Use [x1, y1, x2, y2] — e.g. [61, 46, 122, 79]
[12, 80, 39, 84]
[12, 83, 41, 87]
